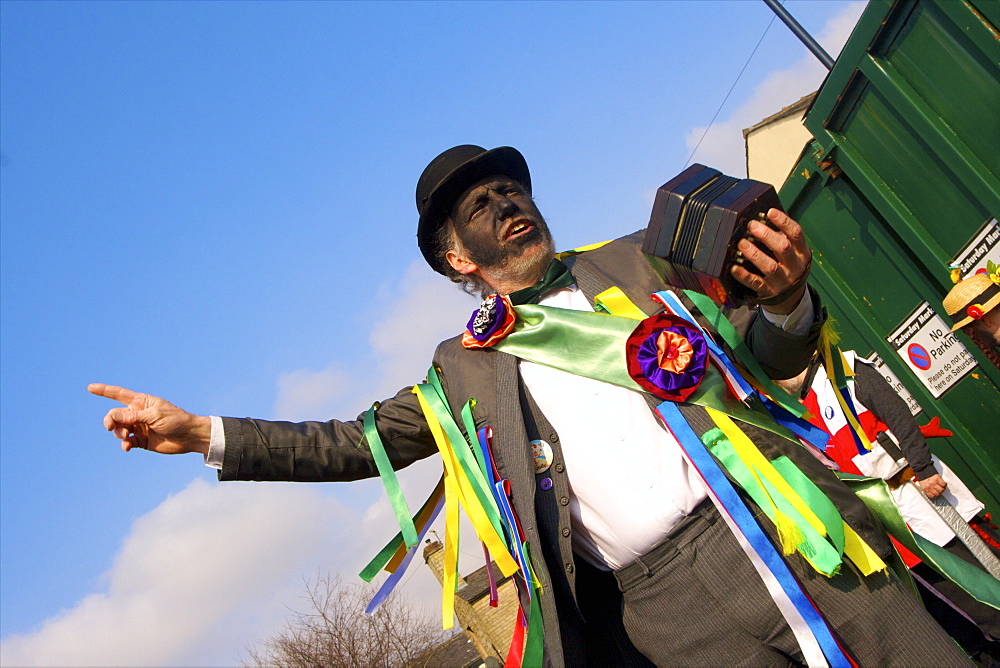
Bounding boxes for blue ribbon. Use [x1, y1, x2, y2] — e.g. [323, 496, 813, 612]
[364, 494, 445, 615]
[496, 479, 533, 599]
[655, 400, 849, 667]
[760, 396, 831, 450]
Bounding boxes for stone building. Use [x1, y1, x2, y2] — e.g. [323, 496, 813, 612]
[421, 540, 519, 664]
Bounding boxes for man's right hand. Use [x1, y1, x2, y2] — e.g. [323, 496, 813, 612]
[88, 384, 212, 455]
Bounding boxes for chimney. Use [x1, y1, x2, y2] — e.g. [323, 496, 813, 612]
[423, 539, 467, 588]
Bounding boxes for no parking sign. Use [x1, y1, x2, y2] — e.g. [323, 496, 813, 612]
[886, 302, 976, 398]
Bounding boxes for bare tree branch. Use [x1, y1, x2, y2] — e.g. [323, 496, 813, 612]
[243, 573, 451, 668]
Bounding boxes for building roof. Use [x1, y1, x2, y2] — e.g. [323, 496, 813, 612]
[407, 632, 485, 668]
[743, 92, 817, 138]
[456, 563, 512, 604]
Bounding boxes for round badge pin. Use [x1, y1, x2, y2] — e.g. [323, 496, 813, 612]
[530, 439, 553, 474]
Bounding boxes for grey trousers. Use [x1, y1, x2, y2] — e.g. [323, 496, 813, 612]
[613, 502, 969, 667]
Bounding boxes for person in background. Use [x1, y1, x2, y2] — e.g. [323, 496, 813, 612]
[778, 350, 1000, 663]
[944, 267, 1000, 371]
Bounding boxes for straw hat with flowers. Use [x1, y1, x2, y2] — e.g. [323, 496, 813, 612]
[943, 261, 1000, 331]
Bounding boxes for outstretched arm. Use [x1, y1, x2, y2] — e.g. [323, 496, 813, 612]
[88, 383, 212, 455]
[89, 382, 438, 483]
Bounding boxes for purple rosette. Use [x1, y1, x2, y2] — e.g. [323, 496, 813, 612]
[626, 314, 710, 402]
[466, 294, 508, 342]
[462, 294, 517, 349]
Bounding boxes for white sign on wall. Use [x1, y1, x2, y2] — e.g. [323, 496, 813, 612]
[864, 352, 921, 416]
[885, 302, 976, 399]
[950, 217, 999, 279]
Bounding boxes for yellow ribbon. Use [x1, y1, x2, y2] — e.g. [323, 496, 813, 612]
[412, 385, 519, 579]
[555, 239, 613, 260]
[710, 409, 825, 554]
[441, 469, 460, 628]
[819, 338, 872, 451]
[594, 286, 648, 320]
[842, 521, 887, 576]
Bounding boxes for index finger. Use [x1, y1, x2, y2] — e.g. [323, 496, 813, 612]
[88, 383, 141, 404]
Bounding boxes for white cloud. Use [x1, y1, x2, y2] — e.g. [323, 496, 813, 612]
[1, 265, 479, 666]
[0, 480, 356, 666]
[685, 1, 867, 176]
[273, 260, 475, 420]
[274, 365, 352, 422]
[366, 262, 478, 399]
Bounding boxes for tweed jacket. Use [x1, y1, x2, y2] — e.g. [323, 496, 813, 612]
[219, 231, 895, 665]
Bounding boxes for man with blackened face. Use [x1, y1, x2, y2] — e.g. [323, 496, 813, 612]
[444, 176, 555, 297]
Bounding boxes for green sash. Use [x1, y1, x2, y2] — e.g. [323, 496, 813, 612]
[493, 304, 797, 441]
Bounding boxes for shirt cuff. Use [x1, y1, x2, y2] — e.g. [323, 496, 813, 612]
[205, 415, 225, 470]
[759, 288, 814, 336]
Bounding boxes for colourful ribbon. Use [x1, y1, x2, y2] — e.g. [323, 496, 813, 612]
[656, 401, 850, 668]
[364, 494, 444, 615]
[682, 289, 810, 419]
[363, 402, 419, 549]
[359, 475, 445, 582]
[412, 382, 519, 579]
[842, 474, 1000, 609]
[704, 413, 844, 576]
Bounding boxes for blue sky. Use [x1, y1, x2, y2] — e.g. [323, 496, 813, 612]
[1, 1, 864, 664]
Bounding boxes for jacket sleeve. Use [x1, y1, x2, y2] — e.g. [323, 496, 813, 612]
[218, 385, 437, 482]
[736, 285, 827, 380]
[854, 362, 938, 480]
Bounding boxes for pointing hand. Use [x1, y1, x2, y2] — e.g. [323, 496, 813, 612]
[88, 384, 211, 455]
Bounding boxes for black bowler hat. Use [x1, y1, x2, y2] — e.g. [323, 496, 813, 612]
[416, 145, 531, 274]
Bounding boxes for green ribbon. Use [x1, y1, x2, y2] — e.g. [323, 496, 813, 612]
[422, 366, 508, 544]
[522, 543, 545, 666]
[840, 474, 1000, 609]
[683, 289, 808, 418]
[705, 428, 844, 575]
[364, 403, 418, 549]
[493, 304, 798, 441]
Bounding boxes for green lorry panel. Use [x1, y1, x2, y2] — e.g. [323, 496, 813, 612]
[776, 0, 999, 515]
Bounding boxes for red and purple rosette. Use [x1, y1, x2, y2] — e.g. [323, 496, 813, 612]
[626, 313, 709, 402]
[462, 294, 517, 349]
